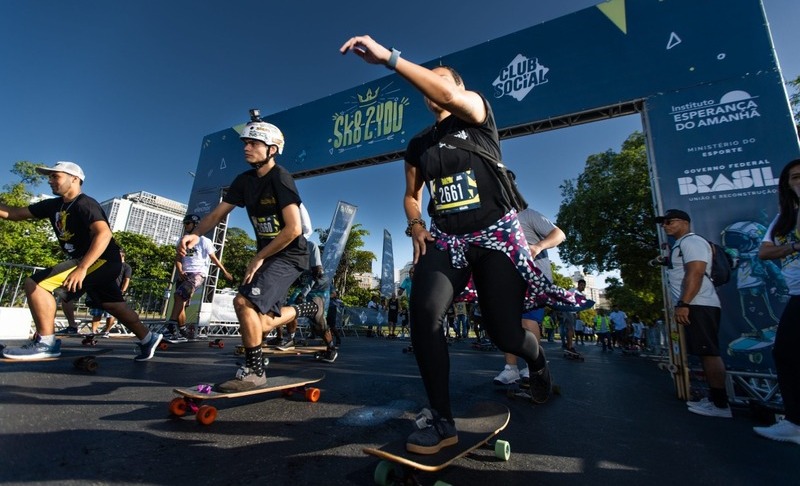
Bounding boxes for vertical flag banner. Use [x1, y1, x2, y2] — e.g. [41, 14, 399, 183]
[380, 229, 395, 298]
[321, 201, 358, 283]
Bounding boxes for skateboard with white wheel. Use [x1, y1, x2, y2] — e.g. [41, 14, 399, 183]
[363, 401, 510, 485]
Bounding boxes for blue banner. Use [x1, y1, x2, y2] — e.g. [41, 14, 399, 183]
[646, 71, 800, 371]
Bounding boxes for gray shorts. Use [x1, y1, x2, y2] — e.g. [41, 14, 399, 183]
[238, 257, 302, 316]
[176, 273, 206, 301]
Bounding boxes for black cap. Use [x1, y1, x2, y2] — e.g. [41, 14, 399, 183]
[655, 209, 691, 223]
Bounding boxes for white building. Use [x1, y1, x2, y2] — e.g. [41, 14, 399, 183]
[100, 191, 187, 246]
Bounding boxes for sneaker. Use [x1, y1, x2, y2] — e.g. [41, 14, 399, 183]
[686, 397, 711, 408]
[527, 363, 553, 404]
[164, 332, 188, 344]
[687, 400, 732, 418]
[134, 333, 163, 361]
[320, 347, 338, 363]
[753, 419, 800, 445]
[276, 338, 295, 351]
[520, 367, 530, 379]
[55, 326, 78, 336]
[216, 366, 267, 393]
[3, 338, 61, 360]
[406, 408, 459, 454]
[265, 336, 282, 346]
[493, 365, 521, 385]
[99, 332, 110, 339]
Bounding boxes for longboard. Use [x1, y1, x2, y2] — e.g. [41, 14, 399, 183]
[234, 344, 327, 356]
[0, 346, 112, 372]
[170, 369, 325, 425]
[363, 401, 510, 484]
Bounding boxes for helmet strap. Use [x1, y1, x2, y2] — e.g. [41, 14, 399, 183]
[248, 146, 276, 169]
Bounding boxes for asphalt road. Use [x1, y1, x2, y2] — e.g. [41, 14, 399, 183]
[0, 333, 794, 485]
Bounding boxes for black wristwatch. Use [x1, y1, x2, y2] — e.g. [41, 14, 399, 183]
[675, 300, 690, 308]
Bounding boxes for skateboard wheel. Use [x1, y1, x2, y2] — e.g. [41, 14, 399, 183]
[83, 358, 98, 372]
[667, 363, 678, 374]
[305, 387, 321, 402]
[169, 397, 188, 417]
[196, 405, 217, 425]
[159, 342, 169, 351]
[218, 341, 224, 348]
[494, 439, 511, 461]
[373, 460, 395, 486]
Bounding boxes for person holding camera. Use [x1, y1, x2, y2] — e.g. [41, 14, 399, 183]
[656, 208, 731, 418]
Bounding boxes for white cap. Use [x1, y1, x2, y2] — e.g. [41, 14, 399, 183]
[36, 161, 85, 181]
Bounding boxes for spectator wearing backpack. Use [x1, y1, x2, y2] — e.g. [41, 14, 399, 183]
[657, 209, 731, 418]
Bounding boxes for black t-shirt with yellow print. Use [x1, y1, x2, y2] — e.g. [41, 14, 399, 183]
[28, 193, 122, 262]
[224, 164, 308, 270]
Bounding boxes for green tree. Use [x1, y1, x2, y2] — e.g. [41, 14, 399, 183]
[556, 131, 664, 320]
[550, 263, 575, 289]
[0, 161, 61, 267]
[221, 227, 256, 284]
[113, 231, 174, 298]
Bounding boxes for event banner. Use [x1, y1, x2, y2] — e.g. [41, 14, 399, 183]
[645, 71, 800, 371]
[320, 201, 358, 283]
[379, 229, 395, 298]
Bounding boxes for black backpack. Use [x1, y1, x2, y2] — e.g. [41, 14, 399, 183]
[677, 235, 734, 287]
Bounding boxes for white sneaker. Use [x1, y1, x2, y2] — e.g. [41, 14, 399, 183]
[687, 397, 711, 408]
[687, 400, 732, 418]
[753, 419, 800, 445]
[520, 367, 530, 379]
[493, 365, 520, 385]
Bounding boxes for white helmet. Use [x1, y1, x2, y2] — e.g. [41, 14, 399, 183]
[240, 121, 285, 154]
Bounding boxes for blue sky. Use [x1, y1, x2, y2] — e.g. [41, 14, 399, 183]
[1, 0, 798, 285]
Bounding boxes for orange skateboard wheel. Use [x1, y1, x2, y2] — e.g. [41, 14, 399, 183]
[196, 405, 217, 425]
[169, 397, 188, 417]
[305, 387, 321, 402]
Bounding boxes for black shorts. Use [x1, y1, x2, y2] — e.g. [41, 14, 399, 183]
[31, 258, 125, 305]
[238, 257, 302, 316]
[684, 304, 722, 356]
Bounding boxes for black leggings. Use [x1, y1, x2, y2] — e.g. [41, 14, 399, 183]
[410, 243, 543, 420]
[774, 296, 800, 423]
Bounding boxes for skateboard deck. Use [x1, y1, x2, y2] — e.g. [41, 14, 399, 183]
[563, 349, 585, 361]
[160, 337, 221, 350]
[0, 346, 112, 371]
[363, 401, 510, 484]
[170, 369, 325, 424]
[234, 344, 327, 356]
